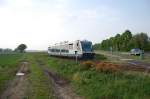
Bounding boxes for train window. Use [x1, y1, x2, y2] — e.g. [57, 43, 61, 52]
[77, 43, 79, 46]
[61, 49, 69, 53]
[53, 49, 55, 52]
[69, 43, 73, 49]
[81, 41, 92, 52]
[56, 49, 60, 52]
[77, 42, 80, 50]
[61, 49, 65, 52]
[66, 50, 69, 53]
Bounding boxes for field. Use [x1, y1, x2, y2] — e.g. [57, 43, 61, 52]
[0, 52, 150, 99]
[32, 53, 150, 99]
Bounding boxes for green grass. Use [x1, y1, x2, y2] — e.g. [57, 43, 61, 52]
[35, 53, 150, 99]
[1, 52, 150, 99]
[25, 53, 55, 99]
[0, 54, 22, 66]
[0, 53, 56, 98]
[0, 53, 23, 93]
[94, 54, 107, 60]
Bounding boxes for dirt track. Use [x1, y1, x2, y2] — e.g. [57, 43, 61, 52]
[0, 59, 83, 99]
[0, 62, 30, 99]
[37, 60, 83, 99]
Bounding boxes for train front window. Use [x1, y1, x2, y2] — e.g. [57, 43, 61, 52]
[81, 41, 92, 52]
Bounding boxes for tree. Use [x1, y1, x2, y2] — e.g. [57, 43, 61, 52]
[114, 34, 121, 51]
[93, 43, 101, 50]
[93, 30, 150, 52]
[132, 33, 149, 51]
[16, 44, 27, 53]
[120, 30, 132, 51]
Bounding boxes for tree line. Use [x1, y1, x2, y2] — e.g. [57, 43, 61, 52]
[93, 30, 150, 51]
[0, 44, 27, 53]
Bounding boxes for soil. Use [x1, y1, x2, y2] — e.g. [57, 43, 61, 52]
[37, 60, 83, 99]
[0, 62, 30, 99]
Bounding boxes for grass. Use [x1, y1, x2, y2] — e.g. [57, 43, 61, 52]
[94, 54, 107, 60]
[0, 53, 23, 93]
[35, 52, 150, 99]
[1, 52, 150, 99]
[25, 53, 56, 99]
[0, 54, 22, 66]
[0, 53, 56, 98]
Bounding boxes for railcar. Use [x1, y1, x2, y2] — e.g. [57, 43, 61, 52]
[48, 40, 95, 59]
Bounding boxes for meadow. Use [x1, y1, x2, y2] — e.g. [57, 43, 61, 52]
[35, 53, 150, 99]
[0, 53, 150, 99]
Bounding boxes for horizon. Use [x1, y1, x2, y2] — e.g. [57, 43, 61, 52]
[0, 0, 150, 50]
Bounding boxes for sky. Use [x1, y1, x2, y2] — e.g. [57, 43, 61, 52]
[0, 0, 150, 50]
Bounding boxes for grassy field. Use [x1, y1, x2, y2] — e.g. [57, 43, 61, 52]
[0, 52, 150, 99]
[0, 53, 56, 99]
[35, 53, 150, 99]
[0, 54, 23, 93]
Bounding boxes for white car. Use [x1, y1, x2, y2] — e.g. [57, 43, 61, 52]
[130, 48, 143, 55]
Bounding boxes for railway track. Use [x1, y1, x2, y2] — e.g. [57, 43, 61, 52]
[126, 60, 150, 72]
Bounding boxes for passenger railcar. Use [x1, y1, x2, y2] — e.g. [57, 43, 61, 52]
[48, 40, 95, 59]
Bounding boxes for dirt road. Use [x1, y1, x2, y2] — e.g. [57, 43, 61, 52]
[0, 62, 30, 99]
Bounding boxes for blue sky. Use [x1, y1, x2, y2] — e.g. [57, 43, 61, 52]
[0, 0, 149, 50]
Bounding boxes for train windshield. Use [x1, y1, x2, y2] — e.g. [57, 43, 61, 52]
[81, 41, 92, 52]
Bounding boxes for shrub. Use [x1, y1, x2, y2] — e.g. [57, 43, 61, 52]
[95, 62, 120, 73]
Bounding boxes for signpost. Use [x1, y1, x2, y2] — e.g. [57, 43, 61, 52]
[75, 51, 78, 63]
[140, 50, 144, 60]
[110, 47, 113, 54]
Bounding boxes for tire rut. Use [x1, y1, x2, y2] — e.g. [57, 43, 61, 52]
[36, 60, 83, 99]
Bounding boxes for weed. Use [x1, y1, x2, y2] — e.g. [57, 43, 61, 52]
[81, 61, 95, 70]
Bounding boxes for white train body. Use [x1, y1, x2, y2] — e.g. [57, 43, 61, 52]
[48, 40, 94, 58]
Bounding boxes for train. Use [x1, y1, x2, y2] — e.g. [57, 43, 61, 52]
[48, 40, 95, 59]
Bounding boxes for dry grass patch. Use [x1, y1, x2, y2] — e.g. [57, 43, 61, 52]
[95, 62, 120, 72]
[81, 61, 121, 73]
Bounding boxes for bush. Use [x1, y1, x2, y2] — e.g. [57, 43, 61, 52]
[95, 62, 120, 73]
